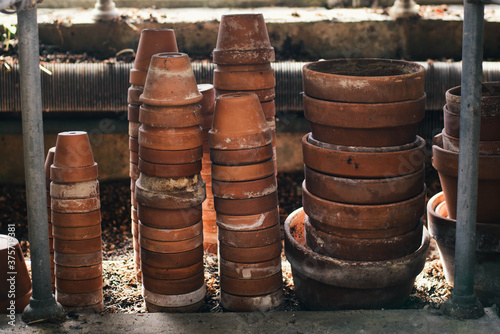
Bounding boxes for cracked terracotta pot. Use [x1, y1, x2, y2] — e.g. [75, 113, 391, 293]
[303, 182, 425, 232]
[137, 204, 201, 229]
[216, 208, 279, 231]
[55, 263, 102, 280]
[303, 93, 425, 147]
[442, 129, 500, 155]
[303, 58, 425, 103]
[302, 133, 426, 178]
[210, 144, 273, 166]
[218, 223, 280, 248]
[139, 124, 203, 151]
[432, 133, 500, 223]
[52, 131, 95, 168]
[220, 288, 283, 312]
[141, 261, 203, 280]
[54, 250, 102, 267]
[284, 208, 429, 310]
[140, 52, 202, 107]
[214, 192, 278, 216]
[139, 103, 201, 128]
[215, 87, 275, 103]
[220, 272, 282, 296]
[443, 104, 500, 141]
[143, 285, 205, 312]
[445, 82, 500, 116]
[209, 93, 272, 150]
[213, 64, 275, 91]
[140, 246, 203, 269]
[220, 257, 281, 279]
[304, 166, 425, 205]
[212, 13, 274, 65]
[304, 216, 423, 261]
[211, 159, 274, 181]
[427, 192, 500, 306]
[212, 175, 276, 199]
[130, 29, 178, 86]
[139, 146, 203, 165]
[56, 276, 103, 294]
[138, 158, 202, 178]
[219, 241, 281, 263]
[142, 271, 204, 295]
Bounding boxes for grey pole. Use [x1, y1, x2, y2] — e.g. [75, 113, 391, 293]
[17, 5, 65, 324]
[441, 0, 485, 319]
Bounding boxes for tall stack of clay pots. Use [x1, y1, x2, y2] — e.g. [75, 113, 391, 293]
[128, 29, 179, 281]
[430, 82, 500, 306]
[212, 13, 278, 173]
[135, 52, 206, 312]
[50, 131, 103, 312]
[209, 92, 283, 312]
[285, 59, 429, 310]
[198, 84, 218, 253]
[44, 147, 56, 292]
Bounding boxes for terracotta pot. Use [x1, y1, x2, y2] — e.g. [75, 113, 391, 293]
[139, 221, 202, 242]
[52, 224, 102, 241]
[302, 133, 425, 178]
[140, 234, 203, 253]
[214, 192, 278, 216]
[143, 271, 204, 295]
[56, 276, 103, 294]
[304, 93, 425, 147]
[443, 104, 500, 141]
[215, 87, 275, 102]
[139, 124, 203, 151]
[219, 241, 281, 263]
[50, 163, 99, 183]
[445, 82, 500, 116]
[54, 250, 102, 267]
[129, 162, 139, 180]
[53, 236, 102, 253]
[130, 28, 178, 86]
[302, 58, 424, 103]
[139, 103, 201, 128]
[218, 223, 280, 248]
[261, 100, 276, 118]
[209, 93, 272, 150]
[128, 104, 140, 123]
[138, 204, 202, 229]
[140, 245, 203, 269]
[220, 257, 281, 279]
[135, 174, 206, 210]
[45, 147, 56, 186]
[432, 133, 500, 223]
[141, 261, 203, 280]
[139, 146, 203, 165]
[442, 130, 500, 155]
[220, 272, 282, 296]
[56, 288, 102, 307]
[212, 175, 276, 199]
[129, 137, 139, 152]
[220, 288, 283, 312]
[201, 113, 214, 131]
[55, 263, 102, 280]
[138, 158, 202, 178]
[216, 208, 279, 231]
[142, 285, 205, 311]
[210, 144, 273, 166]
[130, 151, 139, 164]
[211, 159, 274, 181]
[51, 196, 100, 214]
[305, 166, 425, 205]
[284, 208, 429, 310]
[140, 52, 202, 106]
[427, 192, 500, 306]
[214, 65, 275, 91]
[203, 232, 218, 254]
[50, 180, 99, 199]
[213, 13, 274, 65]
[303, 182, 425, 231]
[198, 84, 215, 115]
[53, 131, 95, 168]
[304, 216, 423, 261]
[129, 121, 140, 138]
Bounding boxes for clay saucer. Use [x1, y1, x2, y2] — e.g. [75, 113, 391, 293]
[214, 192, 278, 216]
[210, 144, 273, 166]
[140, 245, 203, 269]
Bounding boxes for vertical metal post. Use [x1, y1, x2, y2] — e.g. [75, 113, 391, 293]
[17, 5, 65, 324]
[441, 0, 485, 319]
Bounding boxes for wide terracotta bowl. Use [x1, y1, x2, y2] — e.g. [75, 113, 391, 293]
[445, 82, 500, 116]
[303, 93, 425, 147]
[302, 58, 425, 103]
[284, 208, 429, 310]
[443, 104, 500, 141]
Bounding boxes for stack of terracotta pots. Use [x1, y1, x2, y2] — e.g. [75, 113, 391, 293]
[135, 52, 206, 312]
[285, 58, 429, 310]
[430, 81, 500, 306]
[198, 84, 218, 253]
[0, 235, 32, 313]
[209, 92, 283, 312]
[44, 147, 56, 292]
[212, 13, 278, 172]
[128, 29, 179, 281]
[50, 131, 103, 312]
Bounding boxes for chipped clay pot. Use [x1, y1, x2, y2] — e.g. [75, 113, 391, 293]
[212, 13, 275, 65]
[140, 52, 202, 106]
[302, 58, 425, 103]
[209, 93, 272, 150]
[284, 208, 429, 310]
[427, 192, 500, 306]
[303, 93, 425, 147]
[130, 29, 178, 86]
[445, 81, 500, 116]
[210, 144, 273, 166]
[443, 104, 500, 141]
[213, 64, 275, 91]
[442, 129, 500, 155]
[432, 133, 500, 223]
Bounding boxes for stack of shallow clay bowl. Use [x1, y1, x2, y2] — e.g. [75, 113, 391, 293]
[209, 92, 283, 312]
[212, 13, 278, 172]
[50, 131, 103, 312]
[129, 29, 179, 281]
[285, 58, 429, 310]
[430, 81, 500, 306]
[0, 235, 32, 313]
[45, 147, 56, 292]
[136, 52, 206, 312]
[198, 84, 218, 253]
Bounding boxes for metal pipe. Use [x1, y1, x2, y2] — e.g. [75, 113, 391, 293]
[441, 0, 485, 319]
[17, 6, 65, 324]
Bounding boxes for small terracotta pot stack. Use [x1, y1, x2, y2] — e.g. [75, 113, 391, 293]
[135, 52, 206, 313]
[50, 131, 103, 312]
[44, 147, 56, 292]
[285, 59, 429, 310]
[128, 29, 179, 281]
[212, 13, 278, 173]
[198, 84, 218, 253]
[209, 92, 283, 312]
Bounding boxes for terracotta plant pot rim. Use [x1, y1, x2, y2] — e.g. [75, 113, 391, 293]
[308, 133, 421, 153]
[441, 129, 500, 155]
[445, 82, 500, 116]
